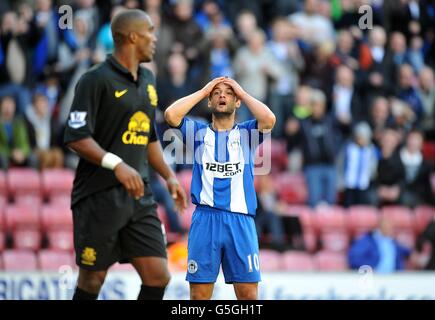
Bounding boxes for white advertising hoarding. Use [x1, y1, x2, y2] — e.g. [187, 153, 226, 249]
[0, 272, 435, 300]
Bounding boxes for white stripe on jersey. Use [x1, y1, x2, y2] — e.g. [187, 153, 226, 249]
[228, 127, 247, 214]
[199, 127, 215, 206]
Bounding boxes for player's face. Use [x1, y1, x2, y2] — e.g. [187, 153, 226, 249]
[209, 83, 240, 116]
[135, 18, 156, 63]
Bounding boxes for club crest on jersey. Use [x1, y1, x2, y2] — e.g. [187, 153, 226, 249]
[122, 111, 150, 145]
[229, 139, 241, 149]
[68, 111, 87, 129]
[187, 260, 198, 274]
[81, 247, 96, 266]
[147, 84, 158, 107]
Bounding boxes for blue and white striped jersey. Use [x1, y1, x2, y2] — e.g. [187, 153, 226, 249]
[176, 118, 263, 216]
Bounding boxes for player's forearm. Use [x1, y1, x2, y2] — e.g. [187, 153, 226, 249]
[164, 89, 207, 127]
[66, 137, 108, 166]
[241, 93, 276, 131]
[148, 140, 176, 181]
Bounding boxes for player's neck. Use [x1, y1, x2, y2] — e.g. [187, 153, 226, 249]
[211, 115, 235, 131]
[113, 49, 140, 81]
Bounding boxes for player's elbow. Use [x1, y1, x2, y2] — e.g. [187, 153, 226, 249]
[164, 108, 179, 127]
[260, 113, 276, 131]
[66, 140, 79, 153]
[65, 137, 92, 155]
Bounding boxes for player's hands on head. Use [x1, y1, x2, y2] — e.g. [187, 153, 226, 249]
[222, 77, 246, 100]
[201, 77, 226, 97]
[166, 177, 188, 214]
[114, 162, 144, 200]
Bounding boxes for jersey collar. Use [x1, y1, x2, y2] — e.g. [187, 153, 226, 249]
[106, 54, 143, 82]
[208, 122, 238, 133]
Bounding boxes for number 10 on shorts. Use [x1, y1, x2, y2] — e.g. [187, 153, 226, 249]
[247, 254, 260, 272]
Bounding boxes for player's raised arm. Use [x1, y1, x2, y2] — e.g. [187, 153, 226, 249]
[164, 77, 226, 127]
[222, 78, 276, 131]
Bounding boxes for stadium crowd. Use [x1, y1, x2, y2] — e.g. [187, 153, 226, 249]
[0, 0, 435, 273]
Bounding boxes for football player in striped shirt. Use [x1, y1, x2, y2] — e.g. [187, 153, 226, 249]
[164, 77, 275, 300]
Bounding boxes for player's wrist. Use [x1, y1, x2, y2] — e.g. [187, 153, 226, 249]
[200, 88, 210, 99]
[238, 91, 248, 101]
[166, 176, 179, 185]
[101, 152, 123, 170]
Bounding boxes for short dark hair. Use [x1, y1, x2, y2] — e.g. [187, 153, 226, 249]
[111, 9, 150, 46]
[407, 128, 424, 139]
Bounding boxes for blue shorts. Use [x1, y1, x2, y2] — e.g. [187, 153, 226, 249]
[186, 205, 261, 284]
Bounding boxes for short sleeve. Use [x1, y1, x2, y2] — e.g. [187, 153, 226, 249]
[63, 72, 103, 145]
[170, 117, 207, 145]
[149, 120, 157, 143]
[238, 119, 265, 150]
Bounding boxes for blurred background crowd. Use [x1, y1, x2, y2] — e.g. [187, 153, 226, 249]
[1, 0, 435, 273]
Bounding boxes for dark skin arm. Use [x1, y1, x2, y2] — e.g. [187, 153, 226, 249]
[67, 137, 144, 199]
[147, 140, 188, 213]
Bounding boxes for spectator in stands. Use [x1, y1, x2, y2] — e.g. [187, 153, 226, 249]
[374, 128, 406, 206]
[267, 18, 304, 138]
[341, 122, 378, 207]
[285, 85, 313, 172]
[33, 0, 78, 79]
[332, 64, 364, 137]
[73, 0, 100, 44]
[143, 0, 162, 17]
[387, 32, 409, 69]
[255, 175, 287, 251]
[287, 85, 312, 122]
[234, 10, 258, 45]
[301, 40, 336, 99]
[56, 11, 96, 75]
[400, 129, 433, 207]
[204, 26, 237, 79]
[0, 96, 33, 169]
[194, 0, 231, 35]
[31, 71, 61, 118]
[0, 10, 41, 115]
[157, 52, 200, 121]
[165, 0, 205, 83]
[390, 98, 415, 140]
[25, 90, 63, 169]
[147, 9, 174, 79]
[408, 35, 425, 73]
[233, 28, 284, 122]
[348, 216, 411, 273]
[286, 89, 339, 207]
[396, 64, 424, 123]
[368, 96, 394, 147]
[418, 66, 435, 140]
[157, 53, 209, 148]
[360, 26, 395, 100]
[288, 0, 335, 47]
[332, 29, 359, 70]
